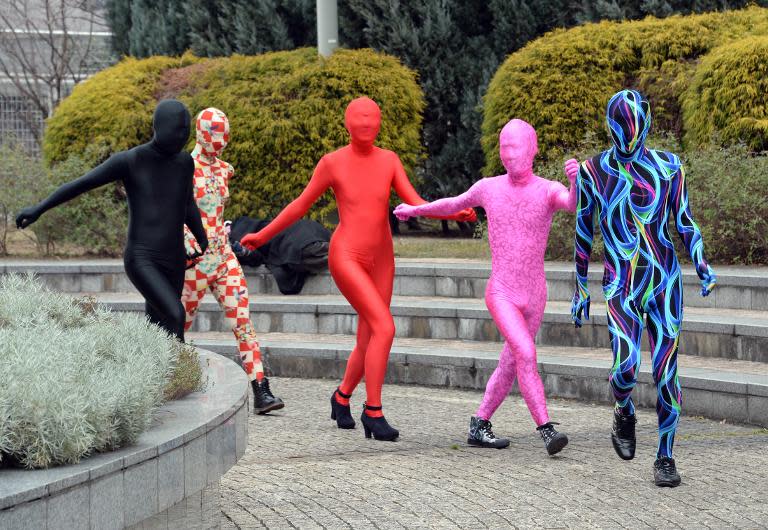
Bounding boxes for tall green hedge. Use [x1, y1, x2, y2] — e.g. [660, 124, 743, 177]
[43, 48, 424, 229]
[482, 6, 768, 174]
[683, 36, 768, 151]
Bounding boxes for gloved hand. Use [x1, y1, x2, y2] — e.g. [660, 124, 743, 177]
[240, 232, 264, 251]
[456, 208, 477, 223]
[701, 265, 717, 297]
[571, 288, 591, 328]
[15, 205, 42, 229]
[185, 250, 203, 270]
[564, 158, 580, 182]
[393, 203, 416, 221]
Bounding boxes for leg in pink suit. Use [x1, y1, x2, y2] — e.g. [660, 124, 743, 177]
[395, 119, 579, 453]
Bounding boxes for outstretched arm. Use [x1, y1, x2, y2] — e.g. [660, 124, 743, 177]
[549, 158, 579, 213]
[16, 153, 127, 228]
[671, 164, 716, 295]
[391, 153, 476, 222]
[241, 157, 332, 249]
[572, 164, 595, 327]
[394, 180, 483, 221]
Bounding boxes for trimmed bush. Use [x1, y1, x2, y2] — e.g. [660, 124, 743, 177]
[683, 36, 768, 151]
[0, 275, 202, 468]
[44, 48, 425, 227]
[482, 6, 768, 174]
[535, 140, 768, 265]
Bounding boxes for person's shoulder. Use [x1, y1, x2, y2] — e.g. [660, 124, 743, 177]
[648, 149, 682, 173]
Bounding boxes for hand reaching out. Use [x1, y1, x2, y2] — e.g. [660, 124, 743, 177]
[240, 232, 264, 251]
[564, 158, 580, 182]
[393, 203, 416, 221]
[15, 205, 42, 229]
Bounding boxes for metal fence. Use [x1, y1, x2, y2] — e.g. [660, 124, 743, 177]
[0, 94, 44, 156]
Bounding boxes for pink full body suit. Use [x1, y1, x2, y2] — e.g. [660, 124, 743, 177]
[395, 119, 579, 426]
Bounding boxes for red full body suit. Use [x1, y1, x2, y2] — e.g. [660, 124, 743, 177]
[242, 98, 474, 417]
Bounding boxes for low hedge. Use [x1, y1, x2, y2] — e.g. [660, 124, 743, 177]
[482, 6, 768, 174]
[43, 48, 425, 229]
[536, 141, 768, 265]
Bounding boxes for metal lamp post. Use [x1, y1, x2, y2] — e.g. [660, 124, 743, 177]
[316, 0, 338, 57]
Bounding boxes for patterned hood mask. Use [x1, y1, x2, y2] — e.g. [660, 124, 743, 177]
[151, 99, 191, 155]
[196, 107, 230, 158]
[606, 89, 651, 162]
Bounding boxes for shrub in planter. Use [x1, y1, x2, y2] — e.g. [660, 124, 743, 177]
[0, 274, 202, 468]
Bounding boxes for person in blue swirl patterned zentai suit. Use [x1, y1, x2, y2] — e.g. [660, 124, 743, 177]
[571, 89, 717, 487]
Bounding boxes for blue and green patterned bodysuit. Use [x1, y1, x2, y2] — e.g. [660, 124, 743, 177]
[572, 89, 716, 459]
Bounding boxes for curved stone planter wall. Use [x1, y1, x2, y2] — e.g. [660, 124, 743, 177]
[0, 349, 248, 530]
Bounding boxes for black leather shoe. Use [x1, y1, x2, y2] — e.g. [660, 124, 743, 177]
[360, 404, 399, 441]
[536, 422, 569, 455]
[252, 378, 284, 415]
[467, 416, 510, 449]
[330, 387, 355, 429]
[611, 409, 637, 460]
[654, 456, 682, 487]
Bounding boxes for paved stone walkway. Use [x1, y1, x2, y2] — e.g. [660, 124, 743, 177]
[219, 378, 768, 529]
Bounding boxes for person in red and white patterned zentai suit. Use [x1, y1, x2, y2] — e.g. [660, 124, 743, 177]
[182, 107, 284, 414]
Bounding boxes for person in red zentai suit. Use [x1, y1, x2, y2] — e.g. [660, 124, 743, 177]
[241, 97, 475, 441]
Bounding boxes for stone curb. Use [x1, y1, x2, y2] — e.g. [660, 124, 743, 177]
[196, 339, 768, 429]
[2, 260, 767, 310]
[101, 295, 768, 364]
[0, 349, 248, 530]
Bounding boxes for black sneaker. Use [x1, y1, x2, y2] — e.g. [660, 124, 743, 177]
[654, 457, 682, 487]
[252, 378, 284, 415]
[611, 409, 637, 460]
[536, 422, 569, 455]
[467, 416, 510, 449]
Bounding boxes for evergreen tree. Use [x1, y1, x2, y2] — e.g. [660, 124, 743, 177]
[106, 0, 132, 56]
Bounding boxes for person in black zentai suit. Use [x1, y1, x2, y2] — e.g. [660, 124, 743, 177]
[16, 99, 208, 341]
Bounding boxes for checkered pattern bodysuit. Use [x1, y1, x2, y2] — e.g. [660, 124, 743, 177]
[183, 108, 264, 381]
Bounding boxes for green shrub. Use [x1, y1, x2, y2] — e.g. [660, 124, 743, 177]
[683, 37, 768, 151]
[482, 6, 768, 174]
[0, 275, 202, 468]
[535, 140, 768, 265]
[44, 48, 425, 227]
[44, 55, 198, 165]
[0, 144, 128, 257]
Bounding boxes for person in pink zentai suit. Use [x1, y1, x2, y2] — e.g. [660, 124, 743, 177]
[395, 119, 579, 455]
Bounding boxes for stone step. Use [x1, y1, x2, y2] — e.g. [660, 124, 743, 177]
[187, 331, 768, 428]
[3, 258, 767, 311]
[94, 292, 768, 363]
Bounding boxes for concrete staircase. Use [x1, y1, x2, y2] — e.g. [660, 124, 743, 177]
[3, 258, 766, 426]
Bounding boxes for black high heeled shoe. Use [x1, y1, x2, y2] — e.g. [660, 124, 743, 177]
[330, 387, 355, 429]
[360, 404, 399, 441]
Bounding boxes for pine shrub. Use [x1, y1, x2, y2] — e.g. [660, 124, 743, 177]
[482, 7, 768, 174]
[683, 36, 768, 151]
[43, 48, 424, 226]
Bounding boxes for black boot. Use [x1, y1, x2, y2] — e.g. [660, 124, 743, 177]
[536, 422, 569, 456]
[611, 409, 637, 460]
[330, 387, 355, 429]
[467, 416, 510, 449]
[252, 378, 284, 415]
[654, 456, 682, 487]
[360, 404, 399, 441]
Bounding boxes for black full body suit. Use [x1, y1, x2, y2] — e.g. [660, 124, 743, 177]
[16, 100, 208, 341]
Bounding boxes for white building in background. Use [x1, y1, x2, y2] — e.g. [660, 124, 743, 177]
[0, 0, 115, 155]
